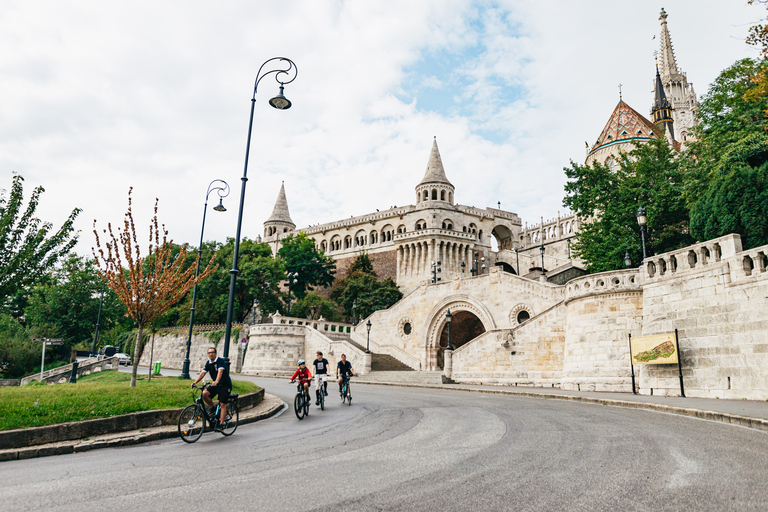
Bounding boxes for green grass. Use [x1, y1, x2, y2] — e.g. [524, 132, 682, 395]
[0, 371, 258, 431]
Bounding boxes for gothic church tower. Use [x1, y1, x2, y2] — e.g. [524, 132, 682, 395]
[654, 8, 699, 143]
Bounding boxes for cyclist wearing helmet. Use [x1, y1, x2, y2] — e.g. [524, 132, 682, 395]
[336, 353, 355, 392]
[290, 359, 312, 396]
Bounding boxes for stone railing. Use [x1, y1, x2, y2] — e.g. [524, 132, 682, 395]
[0, 379, 21, 387]
[564, 268, 641, 304]
[269, 314, 353, 335]
[20, 357, 119, 386]
[732, 243, 768, 283]
[302, 206, 415, 235]
[156, 323, 244, 333]
[642, 234, 740, 282]
[393, 228, 476, 243]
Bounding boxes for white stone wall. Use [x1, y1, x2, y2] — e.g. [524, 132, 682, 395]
[639, 235, 768, 399]
[241, 324, 306, 377]
[562, 269, 643, 392]
[138, 329, 243, 372]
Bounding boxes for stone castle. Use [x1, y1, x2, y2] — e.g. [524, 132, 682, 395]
[143, 10, 767, 400]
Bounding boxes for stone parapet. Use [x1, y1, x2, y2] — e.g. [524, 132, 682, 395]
[564, 268, 641, 305]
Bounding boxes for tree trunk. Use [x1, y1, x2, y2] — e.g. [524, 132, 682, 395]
[130, 325, 144, 387]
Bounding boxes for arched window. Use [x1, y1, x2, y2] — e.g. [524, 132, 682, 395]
[423, 190, 428, 201]
[432, 189, 437, 200]
[441, 190, 445, 201]
[449, 192, 453, 203]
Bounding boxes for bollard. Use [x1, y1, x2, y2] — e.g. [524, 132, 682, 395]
[69, 360, 79, 383]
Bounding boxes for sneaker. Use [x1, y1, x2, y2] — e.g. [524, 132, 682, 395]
[324, 390, 328, 396]
[315, 400, 320, 406]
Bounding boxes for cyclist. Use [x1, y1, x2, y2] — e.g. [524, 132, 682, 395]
[313, 351, 330, 406]
[290, 359, 312, 398]
[336, 353, 355, 393]
[191, 346, 231, 431]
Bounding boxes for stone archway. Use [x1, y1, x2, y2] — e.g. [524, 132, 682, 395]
[436, 310, 486, 368]
[422, 296, 496, 370]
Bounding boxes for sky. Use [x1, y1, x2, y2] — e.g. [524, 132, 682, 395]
[0, 0, 762, 257]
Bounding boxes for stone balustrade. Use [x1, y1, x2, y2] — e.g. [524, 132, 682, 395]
[565, 268, 641, 304]
[642, 234, 739, 282]
[269, 313, 352, 336]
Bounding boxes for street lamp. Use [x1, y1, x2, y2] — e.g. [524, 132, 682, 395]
[514, 247, 520, 276]
[461, 261, 466, 274]
[445, 309, 453, 350]
[221, 57, 297, 367]
[90, 282, 105, 357]
[540, 241, 546, 278]
[352, 299, 357, 326]
[624, 251, 632, 269]
[181, 179, 230, 379]
[366, 319, 372, 354]
[636, 206, 648, 261]
[286, 272, 299, 316]
[472, 252, 484, 276]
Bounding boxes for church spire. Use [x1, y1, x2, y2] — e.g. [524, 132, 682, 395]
[418, 136, 452, 187]
[415, 137, 455, 205]
[658, 8, 679, 80]
[265, 182, 295, 226]
[652, 63, 675, 141]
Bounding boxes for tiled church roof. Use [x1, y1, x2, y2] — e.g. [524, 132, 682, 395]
[588, 100, 661, 155]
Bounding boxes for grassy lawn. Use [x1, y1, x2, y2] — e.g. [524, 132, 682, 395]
[0, 371, 258, 431]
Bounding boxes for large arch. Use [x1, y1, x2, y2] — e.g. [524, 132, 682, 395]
[491, 225, 513, 251]
[422, 295, 496, 370]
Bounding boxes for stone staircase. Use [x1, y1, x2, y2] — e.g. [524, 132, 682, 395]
[371, 353, 414, 372]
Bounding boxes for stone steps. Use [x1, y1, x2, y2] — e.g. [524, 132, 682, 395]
[354, 371, 448, 385]
[371, 353, 414, 372]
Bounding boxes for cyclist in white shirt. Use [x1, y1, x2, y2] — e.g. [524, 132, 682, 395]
[312, 351, 330, 406]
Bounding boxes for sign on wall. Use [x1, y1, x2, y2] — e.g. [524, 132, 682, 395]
[630, 333, 678, 365]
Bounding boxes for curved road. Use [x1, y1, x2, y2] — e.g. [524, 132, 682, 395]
[3, 377, 767, 511]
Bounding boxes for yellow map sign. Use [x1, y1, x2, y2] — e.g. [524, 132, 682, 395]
[630, 333, 678, 365]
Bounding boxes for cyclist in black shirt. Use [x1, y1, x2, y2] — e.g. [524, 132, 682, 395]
[192, 347, 232, 431]
[336, 353, 355, 392]
[313, 351, 330, 405]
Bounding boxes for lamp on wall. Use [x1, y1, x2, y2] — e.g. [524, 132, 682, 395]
[637, 206, 648, 261]
[366, 319, 372, 354]
[624, 251, 632, 269]
[445, 309, 453, 350]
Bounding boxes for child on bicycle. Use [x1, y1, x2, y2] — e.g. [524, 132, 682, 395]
[290, 359, 312, 397]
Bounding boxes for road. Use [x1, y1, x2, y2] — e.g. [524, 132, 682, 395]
[2, 376, 768, 511]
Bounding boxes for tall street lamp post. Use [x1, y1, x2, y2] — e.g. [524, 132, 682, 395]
[540, 241, 546, 280]
[445, 309, 453, 350]
[222, 57, 298, 368]
[636, 206, 648, 261]
[366, 319, 372, 354]
[286, 272, 299, 316]
[352, 299, 357, 326]
[90, 282, 105, 357]
[181, 179, 230, 379]
[514, 247, 520, 276]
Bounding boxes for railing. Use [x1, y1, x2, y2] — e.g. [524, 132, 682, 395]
[269, 314, 353, 335]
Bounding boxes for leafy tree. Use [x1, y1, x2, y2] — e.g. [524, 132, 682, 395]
[190, 238, 285, 323]
[0, 174, 81, 312]
[331, 253, 402, 321]
[291, 292, 341, 321]
[563, 137, 693, 272]
[278, 232, 335, 300]
[0, 313, 37, 378]
[92, 188, 217, 387]
[24, 254, 130, 357]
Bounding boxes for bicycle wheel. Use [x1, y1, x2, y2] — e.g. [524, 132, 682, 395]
[319, 389, 325, 410]
[294, 394, 305, 420]
[221, 401, 239, 436]
[178, 404, 205, 443]
[347, 385, 352, 406]
[304, 393, 310, 416]
[341, 383, 348, 404]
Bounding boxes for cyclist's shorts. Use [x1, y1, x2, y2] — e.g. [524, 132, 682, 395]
[208, 385, 231, 404]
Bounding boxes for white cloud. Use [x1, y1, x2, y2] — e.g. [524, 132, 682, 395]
[0, 0, 760, 256]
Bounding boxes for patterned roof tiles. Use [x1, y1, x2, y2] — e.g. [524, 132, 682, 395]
[588, 100, 661, 155]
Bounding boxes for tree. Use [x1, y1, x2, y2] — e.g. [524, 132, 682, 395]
[291, 292, 341, 321]
[0, 174, 81, 312]
[24, 254, 130, 356]
[92, 188, 217, 387]
[563, 137, 693, 272]
[278, 232, 335, 300]
[331, 253, 402, 321]
[0, 313, 37, 378]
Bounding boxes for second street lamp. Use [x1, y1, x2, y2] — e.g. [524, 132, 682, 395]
[445, 309, 453, 350]
[221, 57, 298, 368]
[352, 299, 357, 326]
[286, 272, 299, 316]
[366, 319, 372, 354]
[637, 206, 648, 261]
[181, 179, 230, 380]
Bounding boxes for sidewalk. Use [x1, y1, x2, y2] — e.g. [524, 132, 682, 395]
[0, 393, 284, 462]
[353, 379, 768, 432]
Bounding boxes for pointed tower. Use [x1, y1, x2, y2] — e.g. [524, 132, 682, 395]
[415, 137, 455, 205]
[263, 182, 295, 239]
[651, 64, 675, 141]
[654, 8, 699, 142]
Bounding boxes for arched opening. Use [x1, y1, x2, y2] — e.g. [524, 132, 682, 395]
[432, 189, 437, 200]
[436, 310, 486, 368]
[491, 225, 513, 251]
[495, 262, 515, 274]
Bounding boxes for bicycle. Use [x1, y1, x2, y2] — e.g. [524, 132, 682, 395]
[339, 374, 352, 406]
[178, 383, 239, 443]
[315, 373, 327, 411]
[292, 379, 311, 420]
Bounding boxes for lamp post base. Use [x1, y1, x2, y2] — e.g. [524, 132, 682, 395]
[180, 360, 191, 380]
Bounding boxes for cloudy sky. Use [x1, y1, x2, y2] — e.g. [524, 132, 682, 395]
[0, 0, 761, 256]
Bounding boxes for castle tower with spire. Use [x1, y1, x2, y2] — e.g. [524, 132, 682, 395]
[263, 182, 296, 253]
[654, 7, 699, 143]
[651, 63, 676, 144]
[416, 137, 455, 205]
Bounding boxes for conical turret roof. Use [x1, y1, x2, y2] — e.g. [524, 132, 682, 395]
[588, 100, 661, 156]
[265, 182, 294, 225]
[418, 137, 453, 187]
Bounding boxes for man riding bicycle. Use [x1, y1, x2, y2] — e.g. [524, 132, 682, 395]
[336, 353, 355, 393]
[290, 359, 312, 396]
[313, 351, 330, 406]
[191, 347, 231, 431]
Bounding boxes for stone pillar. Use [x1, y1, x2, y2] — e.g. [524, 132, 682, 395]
[396, 246, 402, 281]
[443, 348, 453, 379]
[363, 352, 372, 375]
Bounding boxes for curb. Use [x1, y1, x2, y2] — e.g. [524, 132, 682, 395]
[354, 380, 768, 433]
[0, 395, 285, 462]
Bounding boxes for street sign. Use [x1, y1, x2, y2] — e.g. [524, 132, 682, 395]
[33, 338, 64, 345]
[241, 338, 248, 345]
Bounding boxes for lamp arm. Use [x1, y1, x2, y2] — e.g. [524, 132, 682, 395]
[253, 57, 298, 98]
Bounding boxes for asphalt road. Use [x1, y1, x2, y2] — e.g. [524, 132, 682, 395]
[2, 376, 768, 511]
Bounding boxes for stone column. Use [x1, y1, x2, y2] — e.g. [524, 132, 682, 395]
[396, 246, 402, 281]
[443, 348, 453, 379]
[363, 352, 372, 375]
